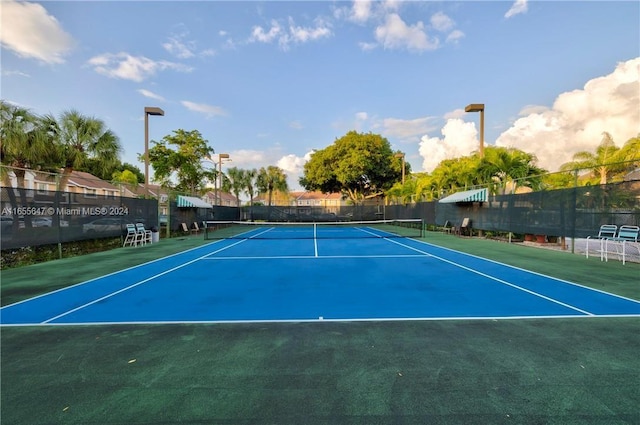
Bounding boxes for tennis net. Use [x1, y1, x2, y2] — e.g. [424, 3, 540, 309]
[203, 219, 424, 240]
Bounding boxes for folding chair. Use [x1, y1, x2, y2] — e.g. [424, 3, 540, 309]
[136, 223, 152, 245]
[192, 222, 200, 234]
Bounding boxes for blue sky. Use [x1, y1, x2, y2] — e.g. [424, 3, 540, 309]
[2, 0, 639, 191]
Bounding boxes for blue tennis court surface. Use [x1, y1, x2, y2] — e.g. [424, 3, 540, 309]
[2, 231, 639, 325]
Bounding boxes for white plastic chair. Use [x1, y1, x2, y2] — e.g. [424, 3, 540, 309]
[136, 223, 152, 245]
[604, 225, 640, 265]
[585, 224, 617, 260]
[123, 223, 138, 247]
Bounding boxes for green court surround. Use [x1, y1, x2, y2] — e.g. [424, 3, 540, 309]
[2, 232, 638, 424]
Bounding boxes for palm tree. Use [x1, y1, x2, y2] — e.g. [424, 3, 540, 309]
[413, 173, 437, 202]
[242, 168, 258, 220]
[615, 135, 640, 173]
[560, 132, 620, 185]
[477, 147, 545, 194]
[243, 168, 258, 204]
[222, 167, 246, 208]
[0, 102, 54, 230]
[0, 101, 50, 187]
[257, 166, 288, 207]
[47, 110, 122, 188]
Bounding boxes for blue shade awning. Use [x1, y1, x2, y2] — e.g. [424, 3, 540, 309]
[176, 195, 212, 209]
[439, 188, 488, 204]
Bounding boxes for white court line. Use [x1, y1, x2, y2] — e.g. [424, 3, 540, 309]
[41, 238, 251, 324]
[202, 254, 427, 260]
[5, 313, 639, 328]
[379, 237, 595, 316]
[411, 238, 640, 306]
[205, 234, 594, 316]
[0, 239, 226, 310]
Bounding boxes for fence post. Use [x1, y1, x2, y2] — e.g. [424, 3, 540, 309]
[55, 174, 63, 259]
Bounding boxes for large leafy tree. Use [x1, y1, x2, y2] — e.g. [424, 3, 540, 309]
[46, 110, 122, 189]
[82, 158, 144, 183]
[112, 169, 139, 186]
[428, 156, 480, 198]
[300, 131, 405, 203]
[257, 165, 288, 207]
[146, 129, 214, 194]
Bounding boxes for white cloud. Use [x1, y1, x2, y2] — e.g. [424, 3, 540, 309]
[217, 148, 310, 191]
[87, 52, 192, 82]
[495, 57, 640, 171]
[289, 120, 304, 129]
[181, 100, 228, 118]
[418, 119, 479, 172]
[228, 149, 266, 166]
[2, 69, 31, 78]
[374, 13, 439, 52]
[430, 12, 454, 32]
[350, 0, 373, 23]
[354, 112, 369, 131]
[249, 20, 282, 43]
[505, 0, 528, 19]
[358, 41, 378, 51]
[277, 151, 313, 190]
[0, 0, 74, 64]
[163, 35, 196, 59]
[446, 30, 465, 44]
[137, 89, 165, 101]
[250, 17, 332, 50]
[277, 153, 307, 174]
[355, 112, 369, 121]
[383, 116, 436, 140]
[382, 0, 402, 12]
[288, 17, 332, 44]
[518, 104, 549, 116]
[443, 108, 466, 120]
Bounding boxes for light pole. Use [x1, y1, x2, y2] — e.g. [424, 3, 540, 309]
[144, 106, 164, 196]
[395, 152, 406, 184]
[215, 153, 230, 206]
[465, 103, 484, 158]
